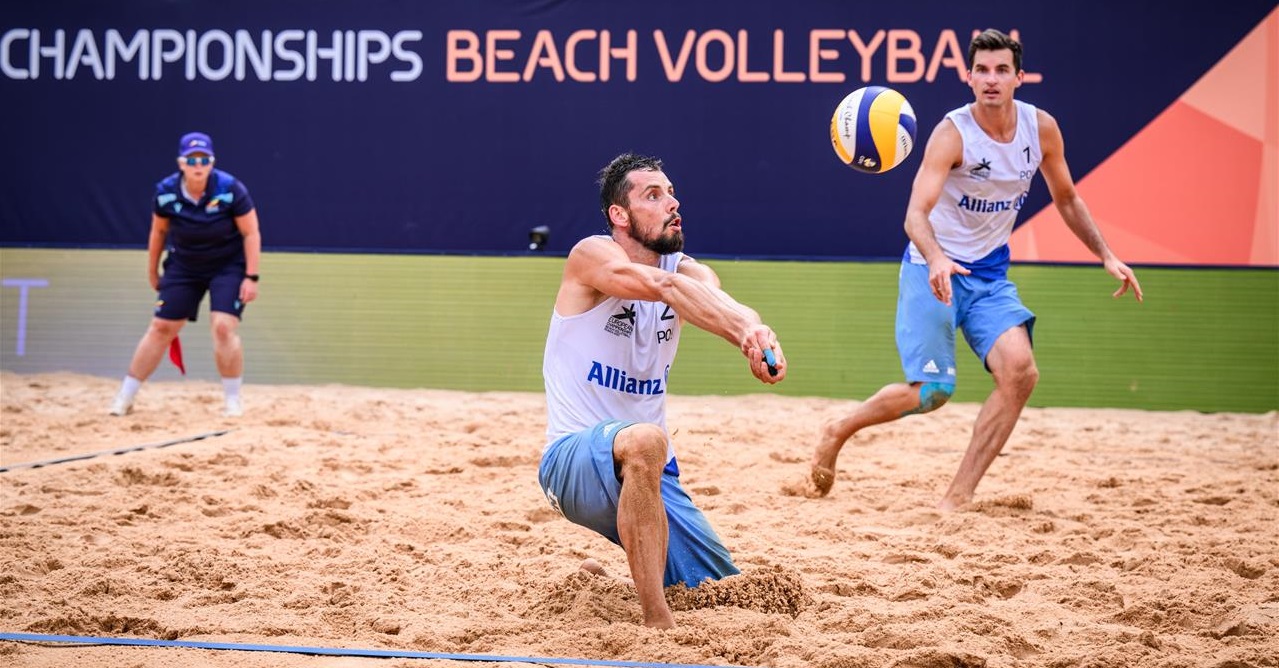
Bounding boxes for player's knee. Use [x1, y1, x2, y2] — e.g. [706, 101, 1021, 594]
[915, 382, 954, 414]
[1023, 362, 1040, 390]
[614, 423, 668, 474]
[998, 355, 1039, 393]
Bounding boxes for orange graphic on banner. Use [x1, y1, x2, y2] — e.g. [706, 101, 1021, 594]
[1012, 8, 1278, 266]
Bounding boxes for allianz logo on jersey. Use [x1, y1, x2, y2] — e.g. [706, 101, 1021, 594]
[957, 192, 1029, 214]
[586, 361, 666, 395]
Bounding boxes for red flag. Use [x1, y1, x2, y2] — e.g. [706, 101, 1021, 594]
[169, 336, 186, 375]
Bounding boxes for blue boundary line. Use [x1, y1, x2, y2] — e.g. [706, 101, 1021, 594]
[0, 430, 232, 473]
[0, 632, 759, 667]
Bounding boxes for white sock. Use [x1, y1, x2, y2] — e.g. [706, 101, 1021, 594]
[119, 375, 142, 400]
[222, 376, 242, 402]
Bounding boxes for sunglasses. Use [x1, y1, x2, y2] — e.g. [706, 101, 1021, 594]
[179, 156, 213, 166]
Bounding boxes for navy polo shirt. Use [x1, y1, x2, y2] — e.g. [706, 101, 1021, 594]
[153, 169, 255, 271]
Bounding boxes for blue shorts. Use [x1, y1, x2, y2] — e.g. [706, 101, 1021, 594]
[538, 420, 740, 588]
[155, 258, 246, 322]
[896, 260, 1035, 384]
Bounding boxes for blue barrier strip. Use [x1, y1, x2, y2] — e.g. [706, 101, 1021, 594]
[0, 431, 232, 473]
[0, 632, 758, 667]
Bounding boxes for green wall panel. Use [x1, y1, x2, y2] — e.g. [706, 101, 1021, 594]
[2, 249, 1275, 412]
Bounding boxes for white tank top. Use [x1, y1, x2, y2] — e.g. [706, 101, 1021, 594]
[544, 243, 683, 464]
[908, 100, 1042, 266]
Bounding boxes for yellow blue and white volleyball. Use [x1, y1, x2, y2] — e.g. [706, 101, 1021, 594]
[830, 86, 917, 174]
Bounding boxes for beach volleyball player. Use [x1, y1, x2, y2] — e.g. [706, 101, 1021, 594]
[539, 153, 786, 628]
[812, 30, 1143, 511]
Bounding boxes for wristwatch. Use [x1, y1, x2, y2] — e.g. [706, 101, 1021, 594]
[245, 273, 260, 282]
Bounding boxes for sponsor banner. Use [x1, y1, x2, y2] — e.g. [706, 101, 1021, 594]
[1, 1, 1272, 261]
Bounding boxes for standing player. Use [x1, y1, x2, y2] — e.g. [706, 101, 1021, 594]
[109, 132, 262, 417]
[539, 153, 786, 628]
[811, 30, 1143, 510]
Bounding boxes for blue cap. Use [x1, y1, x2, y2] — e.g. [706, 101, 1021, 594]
[178, 132, 214, 157]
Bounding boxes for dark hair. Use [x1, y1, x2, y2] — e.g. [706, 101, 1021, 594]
[597, 153, 663, 228]
[968, 29, 1022, 72]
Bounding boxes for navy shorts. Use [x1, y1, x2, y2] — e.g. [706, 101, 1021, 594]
[538, 420, 740, 588]
[155, 258, 246, 321]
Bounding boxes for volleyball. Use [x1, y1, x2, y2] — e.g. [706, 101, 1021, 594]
[829, 86, 917, 174]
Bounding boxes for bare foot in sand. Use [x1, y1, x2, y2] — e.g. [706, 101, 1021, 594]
[937, 493, 971, 513]
[579, 558, 634, 586]
[810, 464, 836, 496]
[579, 558, 608, 576]
[809, 419, 846, 496]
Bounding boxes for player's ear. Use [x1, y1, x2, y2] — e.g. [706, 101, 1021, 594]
[608, 204, 628, 228]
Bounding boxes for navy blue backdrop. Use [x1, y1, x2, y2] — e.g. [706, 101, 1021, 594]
[1, 1, 1272, 258]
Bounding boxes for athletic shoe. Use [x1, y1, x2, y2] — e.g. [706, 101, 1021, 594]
[223, 397, 243, 418]
[109, 393, 134, 416]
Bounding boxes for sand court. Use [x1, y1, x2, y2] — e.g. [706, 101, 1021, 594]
[1, 371, 1276, 667]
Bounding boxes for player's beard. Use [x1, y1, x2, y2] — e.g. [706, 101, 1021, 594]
[628, 212, 684, 255]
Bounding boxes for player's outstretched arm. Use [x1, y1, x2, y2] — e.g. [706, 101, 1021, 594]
[1038, 110, 1144, 302]
[677, 258, 786, 383]
[562, 238, 784, 383]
